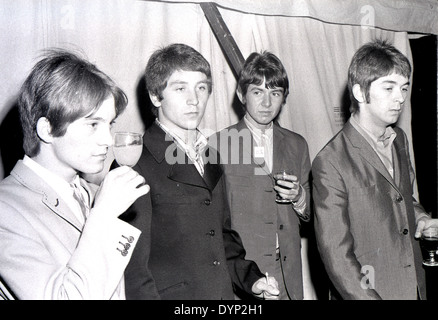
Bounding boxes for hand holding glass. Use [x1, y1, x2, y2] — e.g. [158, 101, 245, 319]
[113, 132, 143, 167]
[273, 170, 297, 204]
[420, 227, 438, 266]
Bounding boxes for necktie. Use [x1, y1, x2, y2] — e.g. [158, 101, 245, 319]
[71, 182, 90, 221]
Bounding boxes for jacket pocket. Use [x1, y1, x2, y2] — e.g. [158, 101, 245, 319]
[158, 281, 187, 296]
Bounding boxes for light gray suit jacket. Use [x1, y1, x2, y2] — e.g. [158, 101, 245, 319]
[0, 160, 140, 299]
[312, 120, 427, 300]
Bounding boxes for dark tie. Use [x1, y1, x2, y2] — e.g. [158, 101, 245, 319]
[71, 182, 90, 221]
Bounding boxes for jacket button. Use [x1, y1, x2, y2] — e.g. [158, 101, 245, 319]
[402, 229, 409, 235]
[213, 260, 220, 266]
[279, 224, 284, 230]
[122, 235, 134, 243]
[204, 199, 211, 206]
[209, 230, 215, 236]
[395, 195, 403, 203]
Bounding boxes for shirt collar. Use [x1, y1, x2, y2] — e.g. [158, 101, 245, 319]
[243, 114, 273, 141]
[155, 119, 208, 158]
[22, 155, 79, 200]
[350, 114, 397, 148]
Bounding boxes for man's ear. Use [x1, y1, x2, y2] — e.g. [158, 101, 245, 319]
[36, 117, 54, 143]
[352, 84, 366, 103]
[236, 87, 246, 105]
[149, 93, 162, 108]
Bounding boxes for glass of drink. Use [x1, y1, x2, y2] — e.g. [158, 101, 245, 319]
[113, 132, 143, 167]
[273, 169, 294, 204]
[420, 227, 438, 266]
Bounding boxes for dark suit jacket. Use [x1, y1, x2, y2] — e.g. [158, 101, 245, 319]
[312, 120, 427, 300]
[121, 122, 263, 300]
[212, 119, 311, 300]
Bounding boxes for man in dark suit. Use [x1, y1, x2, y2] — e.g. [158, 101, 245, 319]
[122, 43, 279, 300]
[312, 40, 438, 299]
[212, 52, 312, 300]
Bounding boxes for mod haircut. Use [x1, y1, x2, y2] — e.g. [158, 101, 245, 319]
[145, 43, 212, 103]
[238, 51, 289, 104]
[18, 48, 128, 157]
[347, 39, 411, 113]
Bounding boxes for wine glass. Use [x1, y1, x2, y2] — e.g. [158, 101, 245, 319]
[420, 227, 438, 266]
[273, 169, 294, 203]
[113, 132, 143, 167]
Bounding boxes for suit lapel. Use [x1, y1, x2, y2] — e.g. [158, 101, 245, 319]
[11, 161, 83, 232]
[272, 124, 286, 174]
[145, 122, 222, 192]
[344, 121, 400, 192]
[392, 130, 410, 190]
[202, 148, 223, 191]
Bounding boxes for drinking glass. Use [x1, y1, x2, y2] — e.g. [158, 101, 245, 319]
[273, 169, 294, 204]
[113, 132, 143, 167]
[420, 227, 438, 267]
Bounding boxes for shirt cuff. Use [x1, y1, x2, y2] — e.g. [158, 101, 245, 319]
[292, 185, 309, 220]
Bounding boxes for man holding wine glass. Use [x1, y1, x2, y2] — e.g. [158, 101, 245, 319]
[120, 43, 280, 300]
[0, 49, 149, 299]
[212, 51, 313, 300]
[312, 40, 438, 300]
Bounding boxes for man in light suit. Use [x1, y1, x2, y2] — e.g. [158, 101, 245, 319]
[213, 51, 312, 300]
[0, 49, 149, 299]
[121, 43, 279, 300]
[312, 40, 438, 300]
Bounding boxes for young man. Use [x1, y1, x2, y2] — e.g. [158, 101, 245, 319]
[121, 43, 279, 300]
[312, 40, 438, 300]
[0, 49, 149, 299]
[213, 51, 312, 300]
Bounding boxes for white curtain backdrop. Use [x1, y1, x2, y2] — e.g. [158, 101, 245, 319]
[0, 0, 436, 299]
[1, 0, 433, 180]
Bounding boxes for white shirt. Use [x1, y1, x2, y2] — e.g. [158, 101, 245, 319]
[243, 115, 274, 173]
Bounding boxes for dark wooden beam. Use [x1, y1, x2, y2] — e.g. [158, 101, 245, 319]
[200, 2, 245, 79]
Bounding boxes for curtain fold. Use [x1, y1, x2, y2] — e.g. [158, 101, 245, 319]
[0, 0, 422, 186]
[0, 0, 431, 300]
[164, 0, 438, 35]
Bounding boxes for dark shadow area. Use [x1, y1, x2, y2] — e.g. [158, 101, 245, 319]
[136, 75, 156, 130]
[231, 92, 245, 121]
[0, 102, 24, 178]
[409, 35, 437, 219]
[340, 86, 352, 122]
[410, 34, 438, 301]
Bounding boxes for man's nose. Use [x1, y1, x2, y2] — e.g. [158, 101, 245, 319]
[187, 89, 199, 106]
[395, 88, 406, 104]
[261, 93, 271, 107]
[102, 126, 113, 147]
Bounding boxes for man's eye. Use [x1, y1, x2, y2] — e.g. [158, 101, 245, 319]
[176, 87, 185, 92]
